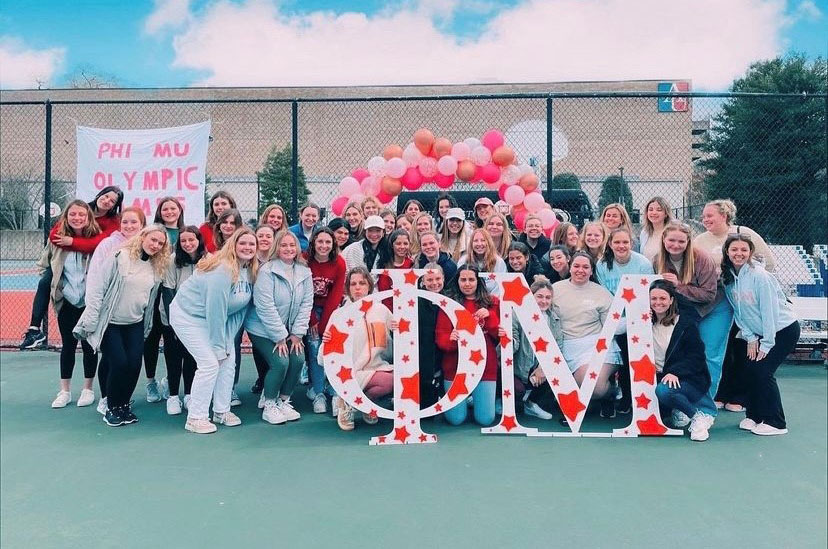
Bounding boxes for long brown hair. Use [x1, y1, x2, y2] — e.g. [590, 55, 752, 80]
[206, 191, 238, 224]
[213, 208, 243, 250]
[153, 196, 185, 230]
[643, 196, 672, 236]
[720, 234, 756, 286]
[57, 199, 101, 238]
[649, 279, 680, 326]
[654, 222, 696, 285]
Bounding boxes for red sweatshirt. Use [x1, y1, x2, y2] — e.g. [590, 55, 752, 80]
[306, 254, 347, 333]
[48, 214, 120, 254]
[199, 223, 217, 253]
[435, 296, 500, 381]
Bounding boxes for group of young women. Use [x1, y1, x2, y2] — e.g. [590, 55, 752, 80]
[30, 187, 799, 440]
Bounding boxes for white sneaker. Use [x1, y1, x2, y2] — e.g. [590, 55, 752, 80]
[166, 396, 182, 415]
[97, 396, 108, 415]
[306, 386, 317, 401]
[158, 377, 170, 400]
[182, 395, 190, 410]
[258, 393, 266, 409]
[671, 409, 691, 428]
[77, 388, 95, 407]
[146, 379, 161, 403]
[212, 411, 242, 426]
[312, 393, 327, 414]
[524, 401, 554, 420]
[230, 389, 241, 407]
[689, 411, 712, 442]
[751, 422, 788, 436]
[278, 398, 301, 421]
[51, 390, 72, 408]
[337, 404, 355, 431]
[262, 400, 287, 425]
[331, 395, 342, 417]
[739, 418, 758, 431]
[185, 418, 217, 434]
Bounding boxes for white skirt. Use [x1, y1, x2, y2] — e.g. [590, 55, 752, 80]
[561, 334, 622, 373]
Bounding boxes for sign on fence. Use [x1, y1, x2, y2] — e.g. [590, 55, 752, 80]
[76, 121, 211, 225]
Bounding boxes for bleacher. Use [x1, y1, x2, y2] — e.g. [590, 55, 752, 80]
[768, 245, 824, 296]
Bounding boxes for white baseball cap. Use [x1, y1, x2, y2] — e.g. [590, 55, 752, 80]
[446, 208, 465, 220]
[364, 215, 385, 230]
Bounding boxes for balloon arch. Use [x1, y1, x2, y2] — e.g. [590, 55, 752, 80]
[332, 128, 559, 234]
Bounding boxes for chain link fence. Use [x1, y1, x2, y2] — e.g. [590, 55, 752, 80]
[1, 92, 826, 347]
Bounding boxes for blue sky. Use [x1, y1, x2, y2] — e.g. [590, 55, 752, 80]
[0, 0, 824, 90]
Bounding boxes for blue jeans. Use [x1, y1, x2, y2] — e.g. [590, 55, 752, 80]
[307, 306, 328, 396]
[655, 381, 705, 418]
[696, 298, 734, 416]
[442, 380, 496, 426]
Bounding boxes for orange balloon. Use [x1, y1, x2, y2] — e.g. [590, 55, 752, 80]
[491, 145, 515, 167]
[518, 173, 539, 193]
[413, 128, 435, 155]
[383, 144, 403, 160]
[456, 160, 476, 181]
[433, 137, 452, 159]
[381, 176, 402, 197]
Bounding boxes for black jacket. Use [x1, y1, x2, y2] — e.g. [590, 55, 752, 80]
[507, 254, 545, 286]
[659, 307, 711, 394]
[518, 233, 551, 263]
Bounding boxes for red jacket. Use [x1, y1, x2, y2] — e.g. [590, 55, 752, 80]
[306, 254, 347, 333]
[199, 223, 217, 253]
[48, 214, 120, 254]
[435, 296, 500, 381]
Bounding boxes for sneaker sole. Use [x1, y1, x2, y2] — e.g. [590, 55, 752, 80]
[752, 428, 788, 436]
[103, 416, 126, 427]
[21, 336, 47, 350]
[262, 416, 287, 425]
[185, 425, 217, 434]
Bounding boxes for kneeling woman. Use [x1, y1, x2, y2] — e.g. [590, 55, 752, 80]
[436, 265, 501, 426]
[74, 225, 170, 426]
[170, 228, 258, 434]
[247, 231, 313, 425]
[722, 234, 799, 436]
[649, 280, 712, 442]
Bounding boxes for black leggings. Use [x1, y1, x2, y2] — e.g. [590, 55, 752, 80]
[142, 294, 164, 379]
[98, 355, 109, 397]
[744, 321, 800, 430]
[30, 266, 53, 328]
[715, 324, 748, 405]
[162, 325, 196, 396]
[102, 322, 145, 408]
[57, 302, 97, 380]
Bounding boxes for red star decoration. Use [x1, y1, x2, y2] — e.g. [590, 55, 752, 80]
[499, 333, 511, 348]
[336, 366, 353, 383]
[393, 289, 401, 297]
[551, 378, 559, 386]
[407, 299, 415, 308]
[635, 393, 651, 409]
[397, 411, 406, 420]
[641, 277, 650, 286]
[503, 389, 511, 398]
[589, 371, 598, 379]
[369, 408, 377, 418]
[469, 349, 484, 365]
[378, 436, 386, 443]
[359, 299, 373, 314]
[460, 339, 468, 347]
[558, 391, 586, 422]
[402, 354, 410, 363]
[439, 299, 447, 307]
[434, 403, 443, 412]
[446, 374, 469, 401]
[505, 358, 513, 366]
[621, 287, 636, 303]
[502, 278, 531, 305]
[488, 273, 497, 280]
[612, 312, 621, 320]
[595, 338, 608, 352]
[398, 318, 411, 333]
[400, 372, 420, 404]
[637, 414, 668, 436]
[403, 270, 419, 285]
[630, 354, 657, 384]
[631, 335, 640, 344]
[322, 325, 349, 355]
[418, 433, 428, 442]
[346, 319, 354, 327]
[641, 312, 651, 323]
[455, 309, 478, 334]
[381, 270, 390, 277]
[533, 337, 549, 353]
[354, 396, 363, 405]
[394, 426, 411, 443]
[553, 356, 561, 364]
[532, 313, 540, 322]
[501, 415, 517, 431]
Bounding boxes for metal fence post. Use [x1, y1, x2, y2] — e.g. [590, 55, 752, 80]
[42, 100, 52, 345]
[291, 100, 299, 222]
[545, 96, 553, 204]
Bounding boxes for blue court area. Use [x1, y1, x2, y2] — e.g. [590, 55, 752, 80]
[1, 351, 826, 548]
[0, 260, 40, 291]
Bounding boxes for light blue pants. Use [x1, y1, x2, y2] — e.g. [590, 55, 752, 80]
[442, 380, 496, 426]
[696, 298, 734, 416]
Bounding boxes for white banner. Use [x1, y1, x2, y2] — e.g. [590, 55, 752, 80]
[76, 121, 211, 226]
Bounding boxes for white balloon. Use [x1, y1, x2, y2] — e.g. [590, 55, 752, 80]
[402, 143, 422, 167]
[386, 157, 407, 179]
[501, 165, 521, 185]
[367, 156, 387, 177]
[471, 145, 492, 166]
[517, 164, 534, 177]
[437, 155, 458, 176]
[451, 142, 471, 161]
[464, 137, 481, 150]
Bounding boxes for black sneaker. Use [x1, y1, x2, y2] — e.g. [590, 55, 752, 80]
[600, 399, 616, 419]
[19, 328, 46, 350]
[122, 406, 138, 425]
[104, 406, 127, 427]
[251, 378, 263, 394]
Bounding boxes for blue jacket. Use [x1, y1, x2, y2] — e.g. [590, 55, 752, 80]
[417, 251, 458, 283]
[596, 251, 654, 296]
[723, 263, 798, 354]
[246, 259, 313, 342]
[289, 223, 316, 252]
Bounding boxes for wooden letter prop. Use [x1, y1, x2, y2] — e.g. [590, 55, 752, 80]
[487, 273, 682, 438]
[322, 269, 487, 445]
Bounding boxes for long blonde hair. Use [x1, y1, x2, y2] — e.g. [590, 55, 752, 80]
[485, 212, 512, 258]
[197, 227, 259, 283]
[125, 224, 172, 276]
[578, 221, 607, 261]
[467, 228, 499, 272]
[655, 222, 696, 285]
[57, 199, 101, 238]
[440, 213, 470, 262]
[643, 196, 673, 236]
[409, 212, 435, 256]
[600, 203, 634, 235]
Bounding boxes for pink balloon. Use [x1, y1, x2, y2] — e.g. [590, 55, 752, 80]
[513, 208, 528, 231]
[360, 176, 380, 197]
[473, 165, 485, 182]
[386, 157, 407, 179]
[351, 168, 370, 183]
[484, 180, 501, 190]
[471, 145, 492, 166]
[401, 167, 424, 190]
[504, 185, 526, 206]
[418, 157, 438, 179]
[367, 156, 386, 177]
[331, 196, 349, 216]
[481, 129, 505, 152]
[402, 143, 422, 167]
[498, 184, 508, 201]
[523, 191, 546, 213]
[538, 208, 558, 229]
[338, 176, 360, 197]
[350, 193, 365, 204]
[480, 163, 501, 184]
[501, 165, 521, 185]
[434, 172, 454, 189]
[376, 190, 393, 204]
[437, 155, 458, 176]
[451, 142, 471, 161]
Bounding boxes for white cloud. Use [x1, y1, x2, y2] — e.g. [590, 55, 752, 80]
[792, 0, 822, 21]
[145, 0, 193, 35]
[0, 36, 65, 89]
[161, 0, 789, 90]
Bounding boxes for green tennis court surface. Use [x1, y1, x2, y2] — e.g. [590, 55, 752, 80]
[2, 352, 826, 548]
